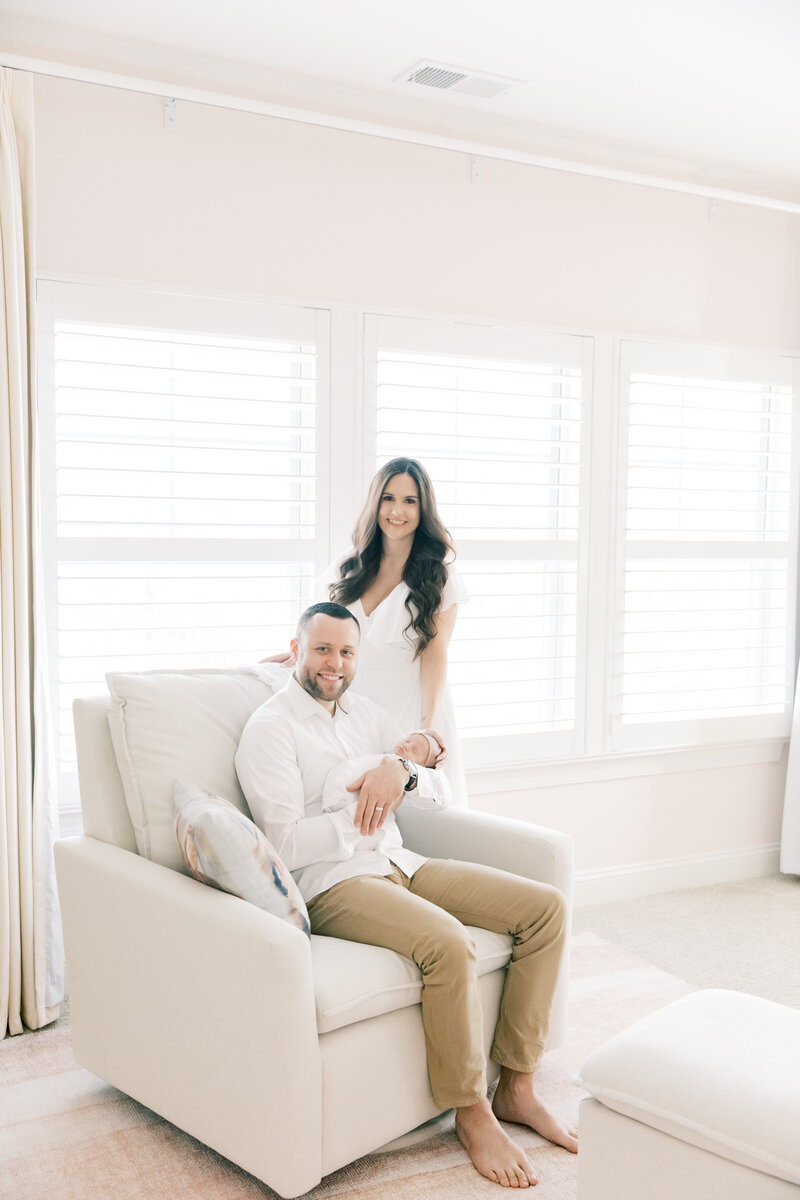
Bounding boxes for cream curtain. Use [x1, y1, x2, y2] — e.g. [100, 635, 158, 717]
[1, 67, 63, 1037]
[780, 674, 800, 875]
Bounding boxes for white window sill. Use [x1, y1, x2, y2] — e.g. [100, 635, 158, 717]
[464, 737, 787, 795]
[58, 808, 85, 839]
[58, 738, 787, 831]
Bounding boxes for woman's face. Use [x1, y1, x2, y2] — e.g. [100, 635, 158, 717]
[378, 473, 420, 543]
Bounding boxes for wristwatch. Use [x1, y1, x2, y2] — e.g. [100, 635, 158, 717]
[397, 757, 418, 791]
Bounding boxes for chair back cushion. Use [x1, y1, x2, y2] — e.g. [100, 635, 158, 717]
[106, 667, 280, 872]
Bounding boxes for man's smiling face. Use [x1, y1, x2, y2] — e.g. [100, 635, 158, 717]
[291, 613, 360, 710]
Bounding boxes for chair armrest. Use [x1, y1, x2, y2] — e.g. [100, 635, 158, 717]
[397, 805, 574, 896]
[55, 836, 322, 1198]
[396, 806, 574, 1049]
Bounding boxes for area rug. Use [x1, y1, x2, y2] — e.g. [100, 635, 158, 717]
[0, 933, 694, 1199]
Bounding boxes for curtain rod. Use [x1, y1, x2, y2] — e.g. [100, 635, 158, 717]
[4, 50, 800, 216]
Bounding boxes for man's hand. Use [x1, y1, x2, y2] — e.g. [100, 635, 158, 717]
[346, 756, 407, 835]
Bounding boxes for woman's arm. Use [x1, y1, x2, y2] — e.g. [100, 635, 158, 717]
[418, 603, 458, 728]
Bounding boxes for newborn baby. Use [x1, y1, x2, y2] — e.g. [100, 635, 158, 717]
[322, 729, 444, 814]
[395, 730, 443, 770]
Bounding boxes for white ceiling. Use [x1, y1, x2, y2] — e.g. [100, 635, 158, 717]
[2, 0, 800, 201]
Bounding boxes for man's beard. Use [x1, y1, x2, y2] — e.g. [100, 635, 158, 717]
[296, 665, 351, 703]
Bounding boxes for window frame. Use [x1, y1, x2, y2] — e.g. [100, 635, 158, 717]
[36, 277, 799, 832]
[610, 338, 800, 753]
[37, 279, 333, 828]
[363, 311, 595, 768]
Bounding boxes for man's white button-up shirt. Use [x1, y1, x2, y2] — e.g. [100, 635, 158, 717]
[234, 675, 449, 901]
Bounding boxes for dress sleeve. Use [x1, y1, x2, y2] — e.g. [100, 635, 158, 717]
[439, 563, 469, 612]
[244, 661, 294, 691]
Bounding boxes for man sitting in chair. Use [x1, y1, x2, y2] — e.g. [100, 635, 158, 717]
[235, 602, 577, 1190]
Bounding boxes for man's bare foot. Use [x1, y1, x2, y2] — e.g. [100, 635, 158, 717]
[492, 1071, 578, 1154]
[455, 1099, 538, 1188]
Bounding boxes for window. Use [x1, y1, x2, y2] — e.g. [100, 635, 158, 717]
[38, 282, 329, 819]
[38, 282, 800, 826]
[612, 342, 798, 750]
[365, 315, 592, 766]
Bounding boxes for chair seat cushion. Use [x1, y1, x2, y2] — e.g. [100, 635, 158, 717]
[576, 989, 800, 1186]
[311, 926, 513, 1034]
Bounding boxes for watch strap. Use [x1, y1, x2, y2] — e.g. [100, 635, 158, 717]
[398, 757, 418, 791]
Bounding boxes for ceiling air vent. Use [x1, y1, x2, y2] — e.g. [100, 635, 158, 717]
[396, 61, 523, 100]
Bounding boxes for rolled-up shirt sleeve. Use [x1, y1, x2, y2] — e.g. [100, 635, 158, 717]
[407, 764, 450, 809]
[235, 717, 358, 870]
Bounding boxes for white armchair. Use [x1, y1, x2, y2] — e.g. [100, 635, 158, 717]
[55, 677, 573, 1199]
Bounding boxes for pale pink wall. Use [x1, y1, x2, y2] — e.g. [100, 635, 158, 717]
[32, 73, 800, 883]
[476, 756, 788, 877]
[34, 75, 800, 349]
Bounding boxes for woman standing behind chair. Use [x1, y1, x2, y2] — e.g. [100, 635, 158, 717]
[326, 457, 468, 807]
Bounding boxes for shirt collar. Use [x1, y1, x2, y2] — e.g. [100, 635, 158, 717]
[286, 673, 353, 721]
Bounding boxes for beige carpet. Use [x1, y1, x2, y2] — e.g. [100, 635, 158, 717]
[574, 874, 800, 1009]
[0, 933, 694, 1200]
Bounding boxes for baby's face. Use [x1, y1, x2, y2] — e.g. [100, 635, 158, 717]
[395, 731, 438, 767]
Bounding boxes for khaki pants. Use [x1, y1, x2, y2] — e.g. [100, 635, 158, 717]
[307, 858, 566, 1109]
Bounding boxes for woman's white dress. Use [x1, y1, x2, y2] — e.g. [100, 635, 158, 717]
[333, 565, 469, 808]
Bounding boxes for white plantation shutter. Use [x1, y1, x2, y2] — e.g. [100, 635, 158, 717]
[366, 315, 591, 765]
[39, 282, 328, 814]
[40, 283, 798, 811]
[452, 561, 578, 740]
[613, 341, 799, 750]
[55, 561, 315, 775]
[54, 324, 318, 537]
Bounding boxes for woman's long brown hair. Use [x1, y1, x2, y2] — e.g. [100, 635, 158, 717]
[329, 458, 455, 658]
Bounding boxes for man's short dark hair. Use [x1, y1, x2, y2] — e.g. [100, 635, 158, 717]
[296, 602, 360, 639]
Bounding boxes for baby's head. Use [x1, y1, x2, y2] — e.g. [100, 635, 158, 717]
[394, 730, 442, 768]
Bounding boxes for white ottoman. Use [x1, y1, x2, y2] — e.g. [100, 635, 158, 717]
[575, 989, 800, 1200]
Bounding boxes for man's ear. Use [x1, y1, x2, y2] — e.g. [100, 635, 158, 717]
[289, 638, 299, 663]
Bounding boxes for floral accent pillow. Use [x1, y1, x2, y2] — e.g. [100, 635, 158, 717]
[174, 780, 310, 937]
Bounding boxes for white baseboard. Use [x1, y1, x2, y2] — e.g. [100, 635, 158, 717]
[574, 843, 781, 907]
